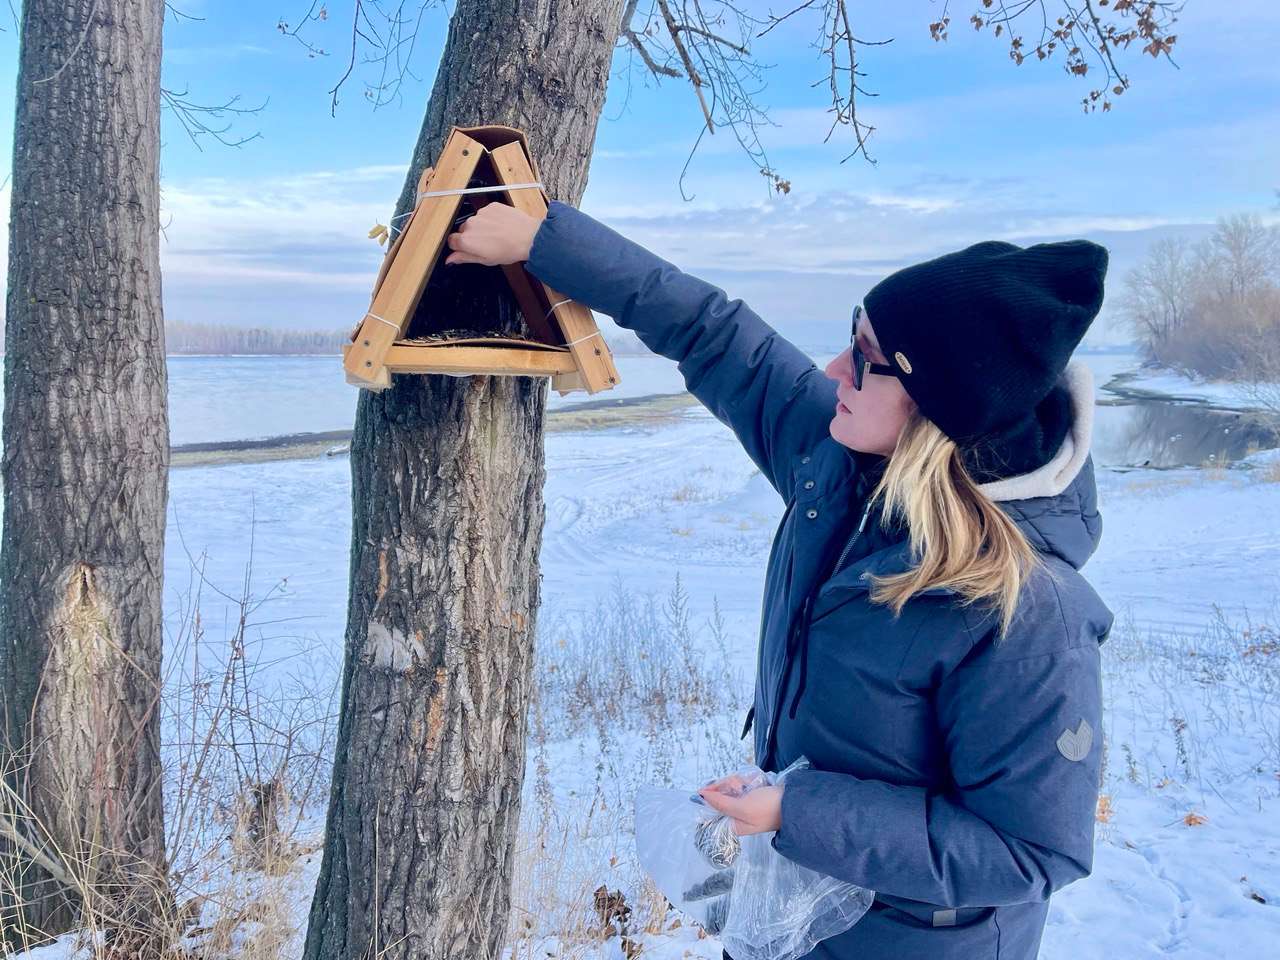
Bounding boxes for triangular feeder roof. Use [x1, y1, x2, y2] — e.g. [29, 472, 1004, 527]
[343, 124, 620, 395]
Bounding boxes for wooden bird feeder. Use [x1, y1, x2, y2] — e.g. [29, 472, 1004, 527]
[342, 124, 620, 396]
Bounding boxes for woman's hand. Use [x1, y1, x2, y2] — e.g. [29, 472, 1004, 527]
[444, 202, 541, 267]
[697, 781, 783, 836]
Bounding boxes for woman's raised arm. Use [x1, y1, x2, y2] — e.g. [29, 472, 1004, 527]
[515, 200, 838, 496]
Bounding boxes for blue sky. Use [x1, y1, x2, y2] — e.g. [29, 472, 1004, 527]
[1, 1, 1277, 346]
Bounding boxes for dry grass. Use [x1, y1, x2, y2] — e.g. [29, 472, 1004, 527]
[668, 485, 701, 503]
[1, 519, 337, 960]
[504, 574, 751, 958]
[1102, 602, 1280, 796]
[3, 560, 749, 959]
[1119, 473, 1200, 495]
[532, 573, 745, 745]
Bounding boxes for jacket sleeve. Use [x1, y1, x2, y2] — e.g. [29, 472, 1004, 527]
[525, 200, 836, 496]
[771, 636, 1103, 907]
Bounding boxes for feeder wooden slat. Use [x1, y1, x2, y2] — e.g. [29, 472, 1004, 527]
[362, 165, 436, 315]
[488, 141, 620, 395]
[376, 343, 576, 377]
[344, 134, 483, 383]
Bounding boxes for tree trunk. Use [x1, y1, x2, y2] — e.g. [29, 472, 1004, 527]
[303, 1, 625, 957]
[0, 0, 170, 951]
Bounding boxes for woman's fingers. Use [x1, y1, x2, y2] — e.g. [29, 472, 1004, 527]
[702, 773, 750, 796]
[697, 787, 743, 817]
[441, 202, 540, 267]
[696, 784, 783, 836]
[696, 790, 753, 836]
[444, 227, 484, 264]
[443, 246, 486, 266]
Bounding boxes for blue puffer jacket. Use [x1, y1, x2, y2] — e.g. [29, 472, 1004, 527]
[527, 200, 1115, 960]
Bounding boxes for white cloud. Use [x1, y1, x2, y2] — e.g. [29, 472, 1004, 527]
[155, 165, 405, 283]
[587, 188, 1192, 278]
[863, 192, 960, 214]
[0, 152, 1260, 338]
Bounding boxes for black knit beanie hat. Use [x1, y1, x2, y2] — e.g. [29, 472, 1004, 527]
[863, 238, 1108, 483]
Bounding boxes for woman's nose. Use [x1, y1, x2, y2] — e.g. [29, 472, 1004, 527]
[825, 347, 853, 385]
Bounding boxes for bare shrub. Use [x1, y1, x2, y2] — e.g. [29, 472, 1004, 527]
[160, 523, 338, 959]
[1121, 213, 1280, 400]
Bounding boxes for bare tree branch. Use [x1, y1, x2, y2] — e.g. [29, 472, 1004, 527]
[673, 20, 749, 55]
[161, 87, 267, 151]
[164, 2, 204, 23]
[656, 0, 715, 133]
[946, 0, 1184, 113]
[30, 0, 98, 86]
[279, 0, 1189, 198]
[279, 1, 441, 114]
[620, 0, 682, 77]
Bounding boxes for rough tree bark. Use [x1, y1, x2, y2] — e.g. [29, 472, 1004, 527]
[0, 0, 171, 950]
[303, 1, 625, 958]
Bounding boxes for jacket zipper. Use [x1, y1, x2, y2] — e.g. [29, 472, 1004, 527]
[833, 498, 875, 576]
[758, 497, 876, 768]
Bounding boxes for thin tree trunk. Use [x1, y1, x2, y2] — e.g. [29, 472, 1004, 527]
[0, 0, 171, 951]
[303, 1, 625, 957]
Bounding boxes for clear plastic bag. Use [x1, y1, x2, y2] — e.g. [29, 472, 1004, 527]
[634, 757, 874, 960]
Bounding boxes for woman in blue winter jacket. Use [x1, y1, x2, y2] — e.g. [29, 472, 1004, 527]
[445, 200, 1115, 960]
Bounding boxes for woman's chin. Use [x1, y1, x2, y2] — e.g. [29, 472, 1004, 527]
[828, 417, 862, 451]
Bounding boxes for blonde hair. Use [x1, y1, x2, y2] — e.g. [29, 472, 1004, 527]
[864, 408, 1044, 639]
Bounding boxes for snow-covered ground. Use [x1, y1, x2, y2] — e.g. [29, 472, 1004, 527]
[17, 373, 1280, 959]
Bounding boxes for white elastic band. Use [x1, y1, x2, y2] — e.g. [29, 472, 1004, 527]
[387, 182, 547, 239]
[544, 298, 572, 324]
[563, 330, 604, 349]
[364, 312, 401, 332]
[417, 182, 544, 201]
[544, 299, 603, 350]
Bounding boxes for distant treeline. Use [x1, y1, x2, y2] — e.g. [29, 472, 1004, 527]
[165, 320, 350, 355]
[0, 316, 657, 358]
[166, 319, 651, 357]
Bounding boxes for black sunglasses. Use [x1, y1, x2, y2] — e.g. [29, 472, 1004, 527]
[850, 304, 896, 391]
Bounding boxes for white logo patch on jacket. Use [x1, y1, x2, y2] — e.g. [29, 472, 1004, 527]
[1056, 718, 1093, 762]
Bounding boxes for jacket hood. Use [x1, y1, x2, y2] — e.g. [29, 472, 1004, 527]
[975, 359, 1096, 505]
[828, 359, 1104, 594]
[976, 359, 1103, 571]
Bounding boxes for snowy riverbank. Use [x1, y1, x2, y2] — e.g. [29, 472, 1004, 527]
[1109, 364, 1278, 415]
[16, 381, 1280, 960]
